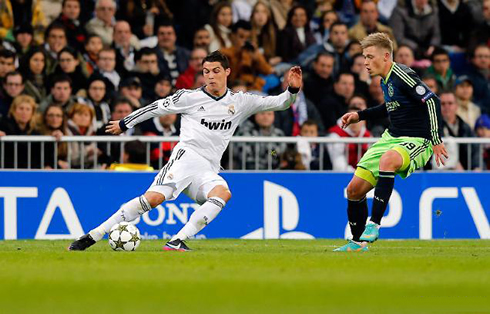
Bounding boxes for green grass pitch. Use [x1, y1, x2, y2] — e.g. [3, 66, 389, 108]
[0, 239, 489, 314]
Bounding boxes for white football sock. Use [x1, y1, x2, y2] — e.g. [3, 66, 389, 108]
[89, 196, 152, 241]
[171, 197, 226, 241]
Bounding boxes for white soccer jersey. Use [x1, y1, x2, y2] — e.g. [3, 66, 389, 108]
[120, 86, 297, 170]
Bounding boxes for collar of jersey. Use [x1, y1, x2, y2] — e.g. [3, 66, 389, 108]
[383, 62, 395, 84]
[201, 86, 228, 101]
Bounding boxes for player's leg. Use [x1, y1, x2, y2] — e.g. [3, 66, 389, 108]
[334, 174, 373, 252]
[68, 190, 169, 251]
[165, 178, 231, 251]
[360, 149, 404, 242]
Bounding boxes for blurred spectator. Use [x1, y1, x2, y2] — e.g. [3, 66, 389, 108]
[394, 45, 415, 68]
[454, 75, 480, 129]
[313, 10, 339, 45]
[298, 22, 350, 75]
[154, 74, 173, 98]
[176, 47, 206, 90]
[113, 20, 141, 77]
[463, 45, 490, 114]
[193, 27, 211, 52]
[0, 50, 16, 80]
[0, 0, 46, 44]
[278, 5, 316, 63]
[96, 47, 119, 89]
[116, 0, 173, 40]
[425, 47, 456, 92]
[0, 71, 25, 118]
[43, 22, 68, 75]
[303, 52, 334, 106]
[274, 68, 324, 136]
[250, 1, 280, 66]
[296, 119, 330, 170]
[0, 95, 41, 168]
[469, 0, 490, 49]
[348, 0, 397, 48]
[85, 0, 116, 46]
[437, 0, 474, 51]
[12, 24, 34, 60]
[20, 46, 48, 104]
[389, 0, 440, 60]
[78, 75, 111, 130]
[232, 0, 256, 23]
[130, 47, 160, 99]
[96, 97, 142, 166]
[155, 22, 191, 84]
[40, 74, 75, 113]
[317, 72, 355, 129]
[236, 110, 286, 170]
[119, 77, 146, 108]
[333, 0, 361, 26]
[279, 144, 306, 170]
[349, 53, 370, 97]
[109, 140, 154, 171]
[52, 0, 85, 51]
[83, 34, 103, 75]
[66, 103, 97, 168]
[327, 96, 371, 171]
[50, 46, 87, 95]
[205, 2, 233, 52]
[475, 114, 490, 170]
[39, 104, 68, 169]
[440, 91, 480, 170]
[221, 20, 273, 91]
[140, 113, 179, 169]
[422, 74, 439, 95]
[269, 0, 293, 31]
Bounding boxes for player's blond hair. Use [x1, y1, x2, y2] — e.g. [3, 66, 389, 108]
[360, 32, 393, 55]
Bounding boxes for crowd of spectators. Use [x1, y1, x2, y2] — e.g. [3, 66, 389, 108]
[0, 0, 489, 170]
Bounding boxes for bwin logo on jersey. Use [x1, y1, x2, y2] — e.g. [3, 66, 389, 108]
[201, 119, 232, 130]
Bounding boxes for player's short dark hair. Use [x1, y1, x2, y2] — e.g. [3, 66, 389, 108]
[329, 21, 348, 33]
[202, 50, 230, 69]
[314, 52, 334, 63]
[124, 140, 147, 164]
[135, 47, 157, 62]
[0, 49, 15, 60]
[4, 71, 24, 84]
[51, 74, 72, 88]
[301, 119, 319, 128]
[430, 47, 449, 61]
[231, 20, 252, 33]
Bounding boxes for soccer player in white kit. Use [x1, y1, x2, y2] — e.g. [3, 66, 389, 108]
[69, 51, 303, 251]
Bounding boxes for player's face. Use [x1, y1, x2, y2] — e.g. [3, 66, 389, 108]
[363, 45, 389, 77]
[203, 61, 230, 95]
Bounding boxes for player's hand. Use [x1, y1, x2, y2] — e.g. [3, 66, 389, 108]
[106, 120, 122, 135]
[341, 112, 360, 129]
[433, 143, 449, 167]
[287, 66, 302, 89]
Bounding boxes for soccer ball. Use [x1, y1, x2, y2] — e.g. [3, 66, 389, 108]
[108, 222, 141, 251]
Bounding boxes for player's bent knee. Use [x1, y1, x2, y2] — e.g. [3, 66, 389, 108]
[208, 185, 232, 203]
[379, 150, 403, 171]
[346, 182, 364, 201]
[143, 191, 166, 208]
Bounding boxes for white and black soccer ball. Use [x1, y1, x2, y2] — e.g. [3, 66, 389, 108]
[108, 222, 141, 251]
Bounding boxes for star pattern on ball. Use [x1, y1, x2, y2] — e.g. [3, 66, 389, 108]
[130, 233, 140, 245]
[118, 224, 129, 232]
[114, 238, 125, 249]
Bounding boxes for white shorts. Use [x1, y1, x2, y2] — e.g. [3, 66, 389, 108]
[147, 146, 229, 205]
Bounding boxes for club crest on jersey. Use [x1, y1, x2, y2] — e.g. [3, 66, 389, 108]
[201, 118, 232, 130]
[388, 83, 394, 97]
[228, 105, 235, 115]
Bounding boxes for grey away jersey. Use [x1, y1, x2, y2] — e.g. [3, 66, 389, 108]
[120, 86, 297, 171]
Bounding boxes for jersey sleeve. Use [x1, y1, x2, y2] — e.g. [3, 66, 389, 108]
[393, 66, 443, 145]
[119, 90, 191, 131]
[240, 87, 298, 116]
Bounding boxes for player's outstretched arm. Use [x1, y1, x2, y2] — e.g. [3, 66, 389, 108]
[106, 120, 122, 135]
[341, 112, 359, 129]
[433, 143, 449, 167]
